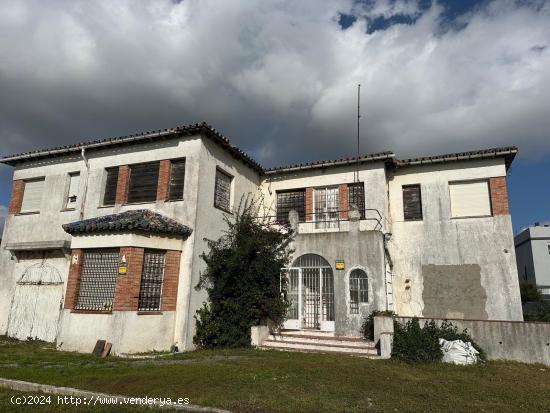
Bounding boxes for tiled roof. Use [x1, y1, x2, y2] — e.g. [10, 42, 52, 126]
[0, 122, 263, 173]
[62, 210, 193, 237]
[264, 151, 395, 174]
[395, 146, 518, 170]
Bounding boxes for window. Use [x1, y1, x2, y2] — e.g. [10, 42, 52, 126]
[64, 172, 80, 210]
[20, 178, 45, 213]
[349, 269, 368, 314]
[449, 180, 491, 218]
[314, 186, 339, 229]
[547, 243, 550, 255]
[402, 184, 423, 221]
[214, 168, 232, 212]
[276, 189, 305, 224]
[75, 249, 119, 311]
[168, 159, 185, 201]
[102, 167, 119, 206]
[127, 161, 160, 204]
[138, 250, 166, 311]
[348, 182, 365, 219]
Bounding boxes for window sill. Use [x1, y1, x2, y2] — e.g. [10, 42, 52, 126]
[123, 201, 156, 206]
[214, 205, 233, 214]
[15, 211, 40, 216]
[451, 215, 492, 220]
[403, 218, 423, 222]
[61, 208, 76, 212]
[71, 309, 112, 314]
[137, 311, 163, 315]
[98, 204, 115, 209]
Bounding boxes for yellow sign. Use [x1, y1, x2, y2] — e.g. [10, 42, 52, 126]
[118, 265, 127, 275]
[335, 260, 345, 270]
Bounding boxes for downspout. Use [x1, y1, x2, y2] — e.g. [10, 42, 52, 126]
[79, 147, 90, 221]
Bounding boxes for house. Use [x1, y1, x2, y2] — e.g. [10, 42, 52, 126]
[0, 122, 523, 354]
[515, 223, 550, 300]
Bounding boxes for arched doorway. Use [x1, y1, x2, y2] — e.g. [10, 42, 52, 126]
[282, 254, 334, 331]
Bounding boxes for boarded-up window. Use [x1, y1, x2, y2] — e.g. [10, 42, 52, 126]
[449, 180, 491, 218]
[65, 172, 80, 210]
[75, 249, 119, 311]
[138, 250, 166, 311]
[168, 159, 185, 201]
[214, 168, 232, 212]
[276, 189, 305, 224]
[127, 161, 160, 203]
[102, 167, 119, 206]
[402, 184, 423, 221]
[348, 182, 365, 219]
[21, 178, 45, 213]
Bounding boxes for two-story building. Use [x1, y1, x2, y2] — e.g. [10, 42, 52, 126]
[0, 122, 523, 354]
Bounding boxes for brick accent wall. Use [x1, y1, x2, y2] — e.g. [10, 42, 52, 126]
[489, 176, 510, 216]
[157, 160, 171, 201]
[339, 184, 348, 220]
[115, 165, 129, 205]
[113, 247, 144, 311]
[64, 249, 83, 309]
[305, 187, 313, 221]
[161, 250, 181, 311]
[8, 180, 25, 215]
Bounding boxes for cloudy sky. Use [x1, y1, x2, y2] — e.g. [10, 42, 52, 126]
[0, 0, 549, 233]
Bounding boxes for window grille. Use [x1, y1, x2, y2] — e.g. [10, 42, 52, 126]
[348, 182, 365, 219]
[214, 168, 232, 212]
[349, 269, 368, 314]
[103, 167, 119, 206]
[127, 161, 160, 203]
[276, 189, 305, 224]
[21, 178, 45, 213]
[168, 159, 186, 201]
[75, 249, 119, 311]
[402, 184, 423, 221]
[314, 186, 339, 229]
[138, 250, 166, 311]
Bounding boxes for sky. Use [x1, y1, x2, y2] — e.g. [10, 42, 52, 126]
[0, 0, 549, 234]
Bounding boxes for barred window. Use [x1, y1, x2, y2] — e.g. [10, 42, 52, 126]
[348, 182, 365, 219]
[127, 161, 160, 204]
[75, 249, 119, 311]
[276, 189, 305, 224]
[168, 159, 186, 201]
[349, 269, 368, 314]
[214, 168, 232, 212]
[103, 167, 119, 206]
[138, 250, 166, 311]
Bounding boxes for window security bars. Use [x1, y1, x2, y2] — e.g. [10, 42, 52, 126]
[349, 269, 368, 314]
[314, 187, 340, 229]
[168, 159, 186, 201]
[348, 182, 365, 219]
[138, 250, 166, 311]
[75, 249, 119, 311]
[214, 169, 232, 211]
[276, 189, 306, 224]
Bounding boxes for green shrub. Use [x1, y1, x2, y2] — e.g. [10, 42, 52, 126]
[360, 310, 395, 340]
[520, 282, 543, 303]
[523, 302, 550, 322]
[391, 318, 485, 363]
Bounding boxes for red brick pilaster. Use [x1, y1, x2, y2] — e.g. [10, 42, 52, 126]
[339, 184, 349, 220]
[161, 250, 181, 311]
[8, 180, 25, 215]
[305, 187, 313, 221]
[115, 165, 129, 205]
[157, 160, 171, 201]
[64, 249, 83, 309]
[489, 176, 509, 216]
[113, 247, 144, 311]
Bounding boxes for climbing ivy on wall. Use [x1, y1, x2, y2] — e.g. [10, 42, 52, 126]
[193, 196, 294, 348]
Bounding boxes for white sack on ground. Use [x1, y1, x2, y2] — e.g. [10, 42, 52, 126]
[439, 338, 480, 365]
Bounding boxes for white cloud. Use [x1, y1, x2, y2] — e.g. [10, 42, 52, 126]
[0, 0, 548, 169]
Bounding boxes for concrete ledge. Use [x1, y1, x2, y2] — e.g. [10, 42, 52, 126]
[0, 377, 231, 412]
[251, 325, 270, 347]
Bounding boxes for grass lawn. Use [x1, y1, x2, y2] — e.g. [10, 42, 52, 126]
[0, 336, 549, 412]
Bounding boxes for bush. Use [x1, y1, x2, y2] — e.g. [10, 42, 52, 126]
[360, 310, 395, 341]
[391, 318, 485, 363]
[193, 196, 294, 349]
[520, 282, 543, 303]
[523, 302, 550, 322]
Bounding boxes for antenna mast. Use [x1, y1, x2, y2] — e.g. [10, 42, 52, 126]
[356, 84, 361, 183]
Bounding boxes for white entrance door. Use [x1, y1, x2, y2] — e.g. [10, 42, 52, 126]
[282, 266, 334, 331]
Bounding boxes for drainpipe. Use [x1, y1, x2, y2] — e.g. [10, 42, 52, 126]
[79, 147, 90, 221]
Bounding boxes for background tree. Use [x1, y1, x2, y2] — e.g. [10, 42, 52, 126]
[194, 195, 294, 348]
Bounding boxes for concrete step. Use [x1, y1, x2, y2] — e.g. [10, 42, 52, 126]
[261, 338, 378, 355]
[260, 345, 381, 358]
[268, 334, 374, 348]
[279, 329, 336, 338]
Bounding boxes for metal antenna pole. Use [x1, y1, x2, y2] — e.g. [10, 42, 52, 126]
[356, 84, 361, 183]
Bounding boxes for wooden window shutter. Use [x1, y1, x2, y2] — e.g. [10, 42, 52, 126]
[214, 168, 232, 211]
[168, 159, 185, 201]
[449, 180, 491, 218]
[127, 161, 160, 203]
[20, 178, 45, 213]
[102, 167, 119, 206]
[402, 184, 422, 221]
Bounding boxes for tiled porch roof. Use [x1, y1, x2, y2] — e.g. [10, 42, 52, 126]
[62, 210, 193, 237]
